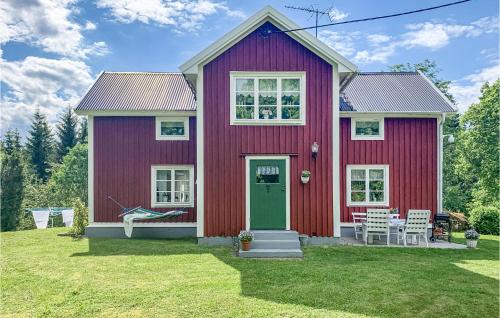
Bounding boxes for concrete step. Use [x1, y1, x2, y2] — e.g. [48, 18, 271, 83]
[251, 230, 299, 241]
[238, 249, 303, 258]
[251, 239, 301, 249]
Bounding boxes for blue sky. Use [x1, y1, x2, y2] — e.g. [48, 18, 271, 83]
[1, 0, 498, 137]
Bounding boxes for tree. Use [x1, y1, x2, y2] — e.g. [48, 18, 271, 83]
[1, 130, 24, 231]
[456, 80, 500, 209]
[26, 109, 54, 181]
[56, 106, 78, 162]
[78, 117, 88, 144]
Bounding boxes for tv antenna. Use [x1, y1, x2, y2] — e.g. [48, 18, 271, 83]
[285, 4, 336, 37]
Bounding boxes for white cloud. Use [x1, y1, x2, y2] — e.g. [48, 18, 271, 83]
[96, 0, 246, 32]
[328, 8, 348, 22]
[367, 34, 391, 44]
[0, 56, 95, 136]
[84, 21, 97, 30]
[0, 0, 109, 58]
[318, 30, 361, 57]
[449, 61, 500, 112]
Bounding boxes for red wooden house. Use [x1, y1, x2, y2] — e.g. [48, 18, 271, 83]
[75, 6, 455, 245]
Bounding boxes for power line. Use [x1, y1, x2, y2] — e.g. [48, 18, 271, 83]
[270, 0, 472, 34]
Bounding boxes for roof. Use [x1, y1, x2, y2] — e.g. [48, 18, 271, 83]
[340, 71, 456, 113]
[75, 72, 196, 113]
[180, 5, 357, 74]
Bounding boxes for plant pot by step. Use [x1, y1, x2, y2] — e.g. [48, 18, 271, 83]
[241, 241, 251, 251]
[466, 239, 478, 248]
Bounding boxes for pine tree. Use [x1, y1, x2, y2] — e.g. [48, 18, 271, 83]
[26, 109, 54, 181]
[56, 106, 78, 162]
[78, 117, 88, 144]
[1, 129, 24, 231]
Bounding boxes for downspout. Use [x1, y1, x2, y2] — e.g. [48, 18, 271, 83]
[438, 113, 446, 214]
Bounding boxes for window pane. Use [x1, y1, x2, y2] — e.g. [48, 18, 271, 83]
[175, 192, 190, 203]
[256, 166, 280, 183]
[161, 122, 185, 136]
[351, 192, 366, 202]
[281, 92, 300, 106]
[175, 170, 189, 180]
[236, 106, 254, 119]
[259, 79, 277, 91]
[282, 107, 300, 120]
[236, 79, 254, 91]
[157, 170, 171, 180]
[369, 191, 384, 202]
[351, 169, 365, 180]
[369, 180, 384, 191]
[282, 79, 300, 91]
[157, 192, 171, 203]
[258, 92, 277, 105]
[351, 180, 366, 191]
[236, 93, 254, 106]
[175, 180, 189, 191]
[356, 121, 380, 136]
[369, 170, 384, 181]
[156, 181, 170, 191]
[258, 106, 277, 119]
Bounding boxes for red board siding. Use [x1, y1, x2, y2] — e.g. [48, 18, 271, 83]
[93, 116, 196, 222]
[340, 118, 437, 222]
[203, 22, 333, 237]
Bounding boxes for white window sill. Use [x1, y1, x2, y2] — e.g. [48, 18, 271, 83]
[351, 136, 384, 141]
[156, 136, 190, 141]
[151, 202, 194, 208]
[347, 202, 389, 207]
[230, 120, 305, 126]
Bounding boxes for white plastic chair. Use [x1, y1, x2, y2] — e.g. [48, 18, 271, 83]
[363, 209, 390, 246]
[352, 212, 367, 240]
[402, 210, 431, 247]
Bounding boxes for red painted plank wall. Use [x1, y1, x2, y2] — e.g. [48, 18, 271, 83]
[93, 116, 196, 222]
[203, 22, 333, 237]
[340, 118, 438, 222]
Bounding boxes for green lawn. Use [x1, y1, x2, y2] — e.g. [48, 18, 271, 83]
[1, 229, 498, 317]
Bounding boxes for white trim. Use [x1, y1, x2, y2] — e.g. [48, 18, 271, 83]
[340, 112, 449, 118]
[155, 117, 190, 140]
[351, 117, 384, 140]
[151, 165, 195, 208]
[437, 114, 444, 214]
[75, 110, 196, 117]
[87, 222, 196, 228]
[229, 72, 306, 125]
[196, 65, 204, 237]
[245, 156, 291, 231]
[340, 222, 433, 229]
[179, 6, 356, 74]
[87, 115, 94, 223]
[417, 70, 457, 111]
[346, 165, 390, 207]
[332, 63, 341, 238]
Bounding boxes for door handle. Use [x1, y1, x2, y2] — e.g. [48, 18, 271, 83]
[281, 185, 286, 192]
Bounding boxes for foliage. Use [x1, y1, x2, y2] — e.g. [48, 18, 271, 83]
[68, 198, 88, 237]
[26, 109, 55, 181]
[56, 107, 79, 162]
[469, 206, 499, 235]
[238, 230, 254, 242]
[50, 144, 88, 206]
[301, 170, 311, 177]
[78, 117, 88, 144]
[464, 229, 480, 240]
[0, 130, 24, 231]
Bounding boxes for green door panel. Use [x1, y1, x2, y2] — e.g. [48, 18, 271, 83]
[250, 159, 286, 230]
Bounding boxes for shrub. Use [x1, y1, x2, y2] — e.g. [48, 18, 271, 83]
[238, 231, 254, 242]
[69, 198, 88, 237]
[469, 206, 499, 235]
[464, 229, 480, 240]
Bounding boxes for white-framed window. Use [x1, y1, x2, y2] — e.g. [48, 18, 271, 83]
[346, 165, 389, 206]
[151, 165, 194, 207]
[351, 118, 384, 140]
[230, 72, 306, 125]
[155, 117, 189, 140]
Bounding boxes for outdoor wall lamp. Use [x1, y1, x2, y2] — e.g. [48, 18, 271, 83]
[311, 142, 319, 158]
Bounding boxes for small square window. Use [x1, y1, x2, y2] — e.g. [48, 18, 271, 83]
[351, 118, 384, 140]
[156, 117, 189, 140]
[151, 166, 194, 207]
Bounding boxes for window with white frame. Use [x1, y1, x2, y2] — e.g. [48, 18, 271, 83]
[151, 166, 194, 207]
[230, 72, 306, 125]
[347, 165, 389, 206]
[351, 118, 384, 140]
[156, 117, 189, 140]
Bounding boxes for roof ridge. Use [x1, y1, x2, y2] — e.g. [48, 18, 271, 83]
[356, 71, 419, 75]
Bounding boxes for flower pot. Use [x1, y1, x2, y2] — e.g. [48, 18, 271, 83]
[466, 239, 478, 248]
[301, 176, 310, 184]
[241, 241, 251, 251]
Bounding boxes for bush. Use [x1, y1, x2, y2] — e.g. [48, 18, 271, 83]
[69, 198, 88, 237]
[469, 206, 499, 235]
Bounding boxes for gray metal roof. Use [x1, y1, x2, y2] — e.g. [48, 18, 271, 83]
[340, 72, 456, 113]
[75, 72, 196, 112]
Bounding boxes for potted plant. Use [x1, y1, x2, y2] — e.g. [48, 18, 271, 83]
[301, 170, 311, 184]
[238, 231, 254, 251]
[464, 229, 480, 248]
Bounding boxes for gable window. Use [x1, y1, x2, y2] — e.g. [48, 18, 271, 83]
[156, 117, 189, 140]
[347, 165, 389, 206]
[230, 72, 306, 125]
[151, 165, 194, 207]
[351, 118, 384, 140]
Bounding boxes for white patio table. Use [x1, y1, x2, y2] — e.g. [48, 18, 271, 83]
[362, 218, 408, 244]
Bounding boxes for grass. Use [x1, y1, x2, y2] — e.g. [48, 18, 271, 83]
[1, 229, 498, 318]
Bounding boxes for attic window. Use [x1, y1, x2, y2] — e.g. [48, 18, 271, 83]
[351, 118, 384, 140]
[156, 117, 189, 140]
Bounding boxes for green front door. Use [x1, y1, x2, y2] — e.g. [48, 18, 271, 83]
[249, 159, 286, 230]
